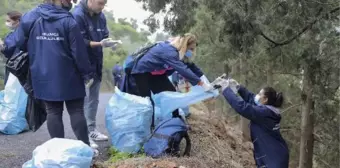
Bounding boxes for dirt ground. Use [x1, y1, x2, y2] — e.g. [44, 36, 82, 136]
[99, 102, 256, 168]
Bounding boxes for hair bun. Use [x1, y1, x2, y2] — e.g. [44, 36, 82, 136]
[274, 92, 284, 107]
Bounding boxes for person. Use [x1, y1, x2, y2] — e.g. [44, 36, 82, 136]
[14, 0, 96, 154]
[0, 11, 22, 85]
[112, 62, 123, 87]
[72, 0, 116, 148]
[217, 78, 289, 168]
[130, 33, 213, 128]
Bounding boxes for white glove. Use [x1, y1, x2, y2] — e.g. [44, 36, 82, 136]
[0, 39, 4, 51]
[228, 78, 239, 94]
[111, 43, 118, 51]
[200, 75, 210, 85]
[201, 82, 214, 92]
[101, 38, 122, 48]
[85, 78, 94, 88]
[213, 78, 229, 91]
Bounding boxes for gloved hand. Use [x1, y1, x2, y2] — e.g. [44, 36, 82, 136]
[214, 78, 230, 91]
[200, 75, 210, 85]
[228, 78, 239, 94]
[101, 38, 122, 48]
[111, 43, 118, 51]
[85, 78, 94, 88]
[199, 81, 214, 92]
[0, 39, 4, 51]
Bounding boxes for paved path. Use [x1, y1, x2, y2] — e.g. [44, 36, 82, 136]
[0, 93, 113, 168]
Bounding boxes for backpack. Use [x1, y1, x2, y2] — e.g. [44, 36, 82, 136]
[143, 117, 191, 158]
[123, 42, 159, 75]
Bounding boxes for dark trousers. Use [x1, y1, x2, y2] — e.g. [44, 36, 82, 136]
[133, 73, 180, 128]
[43, 98, 90, 145]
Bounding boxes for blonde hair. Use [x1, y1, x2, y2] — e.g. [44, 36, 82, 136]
[170, 33, 197, 61]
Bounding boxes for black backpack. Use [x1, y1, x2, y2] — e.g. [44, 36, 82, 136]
[123, 42, 159, 75]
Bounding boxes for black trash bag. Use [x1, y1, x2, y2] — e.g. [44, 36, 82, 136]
[5, 51, 33, 96]
[25, 96, 47, 132]
[6, 51, 29, 82]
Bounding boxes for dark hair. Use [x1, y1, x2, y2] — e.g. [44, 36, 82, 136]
[7, 11, 22, 21]
[263, 87, 284, 107]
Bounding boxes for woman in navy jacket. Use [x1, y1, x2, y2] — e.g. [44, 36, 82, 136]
[218, 79, 289, 168]
[0, 11, 22, 85]
[131, 34, 213, 125]
[15, 0, 93, 148]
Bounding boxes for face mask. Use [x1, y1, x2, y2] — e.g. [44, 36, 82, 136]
[62, 1, 73, 11]
[254, 94, 261, 105]
[185, 50, 193, 58]
[5, 22, 14, 30]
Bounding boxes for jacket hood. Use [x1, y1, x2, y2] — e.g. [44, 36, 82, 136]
[265, 105, 281, 116]
[80, 0, 89, 12]
[79, 0, 101, 17]
[37, 3, 71, 21]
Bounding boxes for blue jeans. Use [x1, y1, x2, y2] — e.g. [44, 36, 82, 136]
[84, 78, 101, 132]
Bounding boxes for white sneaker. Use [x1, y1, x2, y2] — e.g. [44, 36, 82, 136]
[89, 130, 109, 141]
[89, 138, 98, 149]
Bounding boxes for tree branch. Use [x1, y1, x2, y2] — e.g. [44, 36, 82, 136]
[257, 7, 340, 47]
[282, 103, 303, 113]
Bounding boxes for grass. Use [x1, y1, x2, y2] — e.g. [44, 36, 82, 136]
[108, 147, 146, 163]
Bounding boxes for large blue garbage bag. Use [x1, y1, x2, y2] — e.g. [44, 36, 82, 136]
[153, 85, 219, 125]
[0, 73, 28, 135]
[22, 138, 94, 168]
[179, 107, 190, 117]
[105, 87, 153, 153]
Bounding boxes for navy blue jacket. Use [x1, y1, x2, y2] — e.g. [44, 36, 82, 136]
[1, 31, 20, 58]
[223, 86, 289, 168]
[72, 0, 109, 80]
[15, 4, 92, 101]
[131, 42, 201, 85]
[112, 64, 122, 78]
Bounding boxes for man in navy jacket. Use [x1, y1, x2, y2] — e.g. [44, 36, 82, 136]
[72, 0, 117, 148]
[112, 62, 123, 87]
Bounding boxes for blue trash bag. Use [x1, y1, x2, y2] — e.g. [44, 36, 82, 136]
[0, 73, 28, 135]
[179, 106, 190, 117]
[105, 87, 153, 153]
[153, 85, 219, 125]
[22, 138, 94, 168]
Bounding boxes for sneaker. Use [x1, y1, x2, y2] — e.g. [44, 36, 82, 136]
[89, 130, 109, 141]
[89, 138, 98, 149]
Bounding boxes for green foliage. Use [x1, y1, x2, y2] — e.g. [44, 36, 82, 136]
[137, 0, 340, 167]
[108, 147, 145, 163]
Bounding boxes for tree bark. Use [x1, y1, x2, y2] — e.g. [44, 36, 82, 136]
[239, 55, 251, 141]
[299, 65, 315, 168]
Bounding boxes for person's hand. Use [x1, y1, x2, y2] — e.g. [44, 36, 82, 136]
[216, 78, 230, 92]
[200, 75, 210, 85]
[101, 38, 122, 48]
[85, 78, 94, 88]
[0, 39, 4, 51]
[111, 43, 118, 51]
[228, 78, 239, 94]
[198, 81, 214, 92]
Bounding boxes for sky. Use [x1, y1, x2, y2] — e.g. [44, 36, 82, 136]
[106, 0, 151, 30]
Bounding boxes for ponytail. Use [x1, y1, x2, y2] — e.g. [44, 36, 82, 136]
[263, 87, 284, 108]
[274, 92, 284, 108]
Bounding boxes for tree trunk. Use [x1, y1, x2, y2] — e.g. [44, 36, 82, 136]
[239, 56, 251, 141]
[299, 65, 315, 168]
